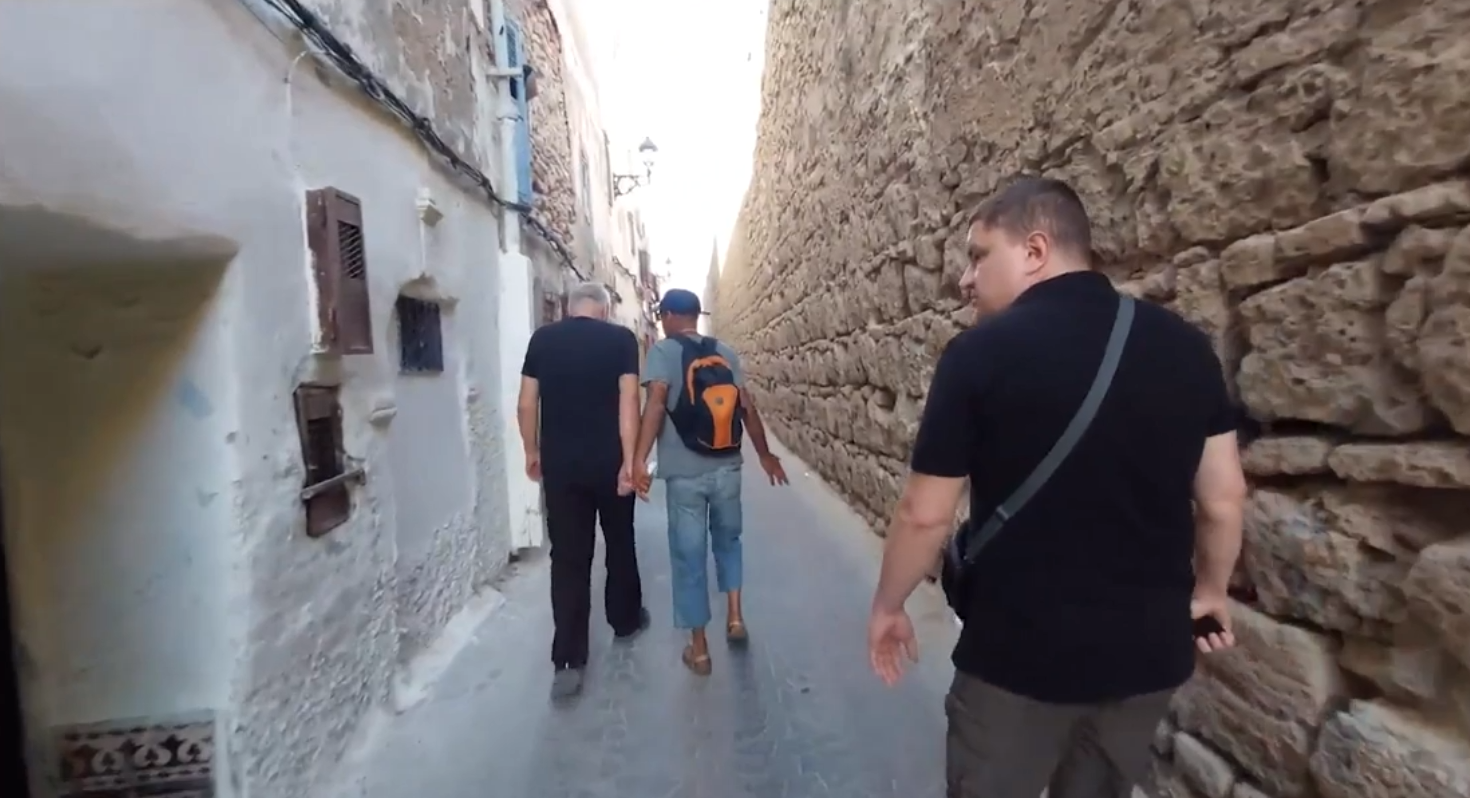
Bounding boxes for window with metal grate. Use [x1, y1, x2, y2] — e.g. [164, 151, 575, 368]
[396, 296, 444, 373]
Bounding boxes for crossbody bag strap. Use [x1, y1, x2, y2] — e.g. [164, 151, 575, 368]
[962, 295, 1136, 564]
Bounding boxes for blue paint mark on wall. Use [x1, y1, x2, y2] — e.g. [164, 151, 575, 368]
[176, 378, 213, 420]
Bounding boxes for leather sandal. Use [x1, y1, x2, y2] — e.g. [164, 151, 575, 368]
[682, 646, 712, 676]
[726, 620, 749, 646]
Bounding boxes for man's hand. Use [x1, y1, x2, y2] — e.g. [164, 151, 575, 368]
[759, 453, 789, 486]
[868, 605, 918, 686]
[617, 461, 634, 497]
[632, 460, 653, 501]
[525, 450, 542, 482]
[1191, 590, 1236, 654]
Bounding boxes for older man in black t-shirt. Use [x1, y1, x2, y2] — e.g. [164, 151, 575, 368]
[867, 178, 1248, 798]
[519, 282, 650, 701]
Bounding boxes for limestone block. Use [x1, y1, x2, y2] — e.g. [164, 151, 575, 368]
[1382, 226, 1458, 276]
[1236, 262, 1430, 434]
[1327, 442, 1470, 489]
[1318, 484, 1466, 554]
[1158, 106, 1321, 244]
[1228, 5, 1360, 86]
[1385, 275, 1429, 371]
[1240, 436, 1334, 477]
[1363, 180, 1470, 232]
[1339, 626, 1453, 702]
[1171, 260, 1236, 369]
[1242, 489, 1408, 635]
[1404, 536, 1470, 671]
[1310, 701, 1470, 798]
[1171, 601, 1344, 796]
[1172, 731, 1236, 798]
[1219, 235, 1284, 291]
[1118, 265, 1177, 302]
[1328, 12, 1470, 195]
[1274, 207, 1372, 267]
[1418, 302, 1470, 434]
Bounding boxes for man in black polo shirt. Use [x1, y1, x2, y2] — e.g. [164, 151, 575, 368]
[866, 177, 1247, 797]
[519, 281, 650, 701]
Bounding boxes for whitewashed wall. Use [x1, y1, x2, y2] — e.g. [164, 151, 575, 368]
[0, 1, 519, 796]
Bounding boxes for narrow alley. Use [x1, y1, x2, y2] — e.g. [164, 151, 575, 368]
[342, 441, 959, 798]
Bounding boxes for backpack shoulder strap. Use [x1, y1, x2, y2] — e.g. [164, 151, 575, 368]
[962, 295, 1136, 564]
[673, 334, 719, 358]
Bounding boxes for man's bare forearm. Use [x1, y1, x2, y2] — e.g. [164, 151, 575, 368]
[516, 403, 538, 456]
[743, 405, 775, 458]
[618, 383, 638, 467]
[1194, 503, 1244, 595]
[633, 402, 664, 465]
[873, 498, 951, 613]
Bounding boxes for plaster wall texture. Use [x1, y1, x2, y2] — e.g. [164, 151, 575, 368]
[715, 2, 1470, 797]
[0, 0, 518, 795]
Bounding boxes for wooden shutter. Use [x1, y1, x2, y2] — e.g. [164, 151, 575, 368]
[306, 187, 374, 355]
[506, 21, 533, 205]
[293, 384, 351, 536]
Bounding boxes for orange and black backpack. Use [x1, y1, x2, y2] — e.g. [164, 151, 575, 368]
[668, 335, 743, 457]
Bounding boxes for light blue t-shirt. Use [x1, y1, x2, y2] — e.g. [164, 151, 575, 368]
[641, 334, 745, 479]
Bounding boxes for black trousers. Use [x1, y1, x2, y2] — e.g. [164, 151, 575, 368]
[543, 474, 644, 669]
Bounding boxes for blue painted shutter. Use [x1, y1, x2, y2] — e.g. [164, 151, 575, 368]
[506, 20, 534, 206]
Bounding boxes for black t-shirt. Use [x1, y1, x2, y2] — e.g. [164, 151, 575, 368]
[911, 271, 1235, 704]
[521, 317, 640, 485]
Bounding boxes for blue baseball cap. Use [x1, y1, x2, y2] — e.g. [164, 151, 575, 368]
[657, 288, 704, 316]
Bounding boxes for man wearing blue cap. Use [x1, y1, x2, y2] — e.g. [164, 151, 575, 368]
[632, 288, 788, 675]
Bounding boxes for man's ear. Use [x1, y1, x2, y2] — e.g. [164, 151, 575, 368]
[1024, 231, 1051, 274]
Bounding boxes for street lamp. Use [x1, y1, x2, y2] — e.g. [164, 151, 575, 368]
[613, 138, 659, 198]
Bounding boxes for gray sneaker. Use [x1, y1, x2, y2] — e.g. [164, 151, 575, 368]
[550, 667, 583, 701]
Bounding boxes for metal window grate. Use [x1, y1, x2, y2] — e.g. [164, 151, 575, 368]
[338, 221, 366, 279]
[397, 296, 444, 373]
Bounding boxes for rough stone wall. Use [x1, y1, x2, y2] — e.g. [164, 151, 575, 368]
[507, 0, 582, 307]
[509, 0, 576, 245]
[715, 1, 1470, 796]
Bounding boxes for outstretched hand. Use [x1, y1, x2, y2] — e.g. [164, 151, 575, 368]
[868, 605, 918, 686]
[759, 453, 789, 486]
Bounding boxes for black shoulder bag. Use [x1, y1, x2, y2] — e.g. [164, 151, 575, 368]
[941, 295, 1136, 622]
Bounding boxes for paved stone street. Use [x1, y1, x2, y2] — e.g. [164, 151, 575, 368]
[347, 442, 960, 798]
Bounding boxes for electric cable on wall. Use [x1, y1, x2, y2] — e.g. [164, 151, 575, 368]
[251, 0, 584, 280]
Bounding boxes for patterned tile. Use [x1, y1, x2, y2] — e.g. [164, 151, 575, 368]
[55, 711, 214, 798]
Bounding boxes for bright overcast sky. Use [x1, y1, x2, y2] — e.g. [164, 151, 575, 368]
[572, 0, 769, 297]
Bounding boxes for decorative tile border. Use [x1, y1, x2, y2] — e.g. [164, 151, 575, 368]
[55, 711, 214, 798]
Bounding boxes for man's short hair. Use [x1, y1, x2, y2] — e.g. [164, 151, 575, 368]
[567, 281, 610, 308]
[968, 177, 1094, 261]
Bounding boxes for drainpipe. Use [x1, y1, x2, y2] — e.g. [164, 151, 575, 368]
[486, 0, 544, 551]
